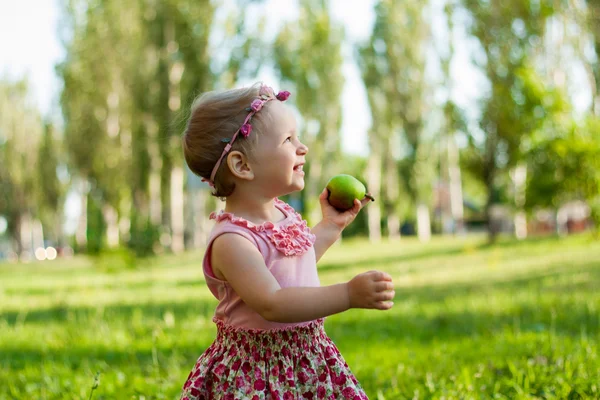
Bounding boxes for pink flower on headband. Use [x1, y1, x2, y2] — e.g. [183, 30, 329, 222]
[276, 91, 291, 101]
[250, 99, 263, 112]
[240, 123, 252, 138]
[259, 85, 275, 98]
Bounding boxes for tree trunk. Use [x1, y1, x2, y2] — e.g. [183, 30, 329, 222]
[485, 185, 498, 243]
[556, 207, 568, 237]
[19, 214, 31, 259]
[305, 143, 324, 227]
[150, 172, 162, 226]
[76, 181, 88, 249]
[366, 141, 382, 242]
[511, 164, 527, 239]
[11, 213, 23, 257]
[103, 205, 119, 248]
[384, 146, 400, 239]
[416, 203, 431, 243]
[170, 166, 185, 253]
[484, 126, 498, 243]
[189, 188, 210, 249]
[157, 14, 173, 233]
[448, 134, 465, 234]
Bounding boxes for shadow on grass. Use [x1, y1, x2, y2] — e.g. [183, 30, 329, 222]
[475, 232, 592, 251]
[3, 288, 598, 375]
[1, 297, 217, 327]
[317, 244, 467, 273]
[400, 259, 600, 303]
[328, 297, 600, 347]
[327, 259, 600, 346]
[4, 251, 599, 335]
[4, 276, 208, 297]
[2, 298, 219, 377]
[3, 237, 599, 385]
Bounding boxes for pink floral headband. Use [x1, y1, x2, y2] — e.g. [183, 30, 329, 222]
[203, 84, 291, 187]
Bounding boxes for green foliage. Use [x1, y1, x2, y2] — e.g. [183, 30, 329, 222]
[4, 0, 600, 258]
[460, 0, 569, 240]
[358, 0, 430, 198]
[1, 235, 600, 398]
[0, 79, 45, 252]
[274, 0, 345, 224]
[86, 190, 106, 255]
[588, 0, 600, 109]
[526, 117, 600, 227]
[128, 212, 161, 258]
[57, 0, 261, 254]
[36, 122, 65, 244]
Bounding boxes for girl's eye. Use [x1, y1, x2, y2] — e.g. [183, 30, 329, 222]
[284, 137, 292, 143]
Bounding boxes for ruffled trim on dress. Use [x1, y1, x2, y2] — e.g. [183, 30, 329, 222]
[213, 316, 324, 335]
[209, 199, 316, 257]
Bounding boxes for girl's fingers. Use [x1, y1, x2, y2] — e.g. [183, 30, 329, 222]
[373, 271, 393, 281]
[375, 291, 395, 301]
[375, 282, 395, 292]
[375, 301, 394, 310]
[319, 188, 329, 203]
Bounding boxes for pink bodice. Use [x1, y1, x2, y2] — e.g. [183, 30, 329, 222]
[203, 198, 320, 330]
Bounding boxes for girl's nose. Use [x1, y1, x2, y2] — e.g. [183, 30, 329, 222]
[297, 141, 308, 155]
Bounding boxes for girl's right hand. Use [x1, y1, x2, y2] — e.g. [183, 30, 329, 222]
[347, 271, 395, 310]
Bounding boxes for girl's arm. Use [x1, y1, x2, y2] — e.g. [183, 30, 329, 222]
[312, 189, 373, 262]
[212, 233, 395, 324]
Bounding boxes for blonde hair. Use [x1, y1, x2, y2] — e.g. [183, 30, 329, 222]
[182, 83, 270, 197]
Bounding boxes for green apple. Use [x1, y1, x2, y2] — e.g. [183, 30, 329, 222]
[326, 174, 375, 211]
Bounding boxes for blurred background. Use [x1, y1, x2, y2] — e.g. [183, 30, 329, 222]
[1, 0, 599, 263]
[3, 2, 600, 398]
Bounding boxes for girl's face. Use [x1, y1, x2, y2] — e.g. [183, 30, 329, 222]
[250, 101, 309, 197]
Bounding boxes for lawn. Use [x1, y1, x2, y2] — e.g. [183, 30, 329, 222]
[1, 233, 599, 399]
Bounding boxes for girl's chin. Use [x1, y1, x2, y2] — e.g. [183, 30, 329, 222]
[290, 180, 305, 192]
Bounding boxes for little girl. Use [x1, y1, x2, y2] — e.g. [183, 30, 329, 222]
[180, 83, 395, 400]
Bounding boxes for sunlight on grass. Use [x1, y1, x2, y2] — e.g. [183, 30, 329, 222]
[1, 233, 599, 399]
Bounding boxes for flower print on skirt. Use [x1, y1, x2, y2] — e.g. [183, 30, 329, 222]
[180, 318, 368, 400]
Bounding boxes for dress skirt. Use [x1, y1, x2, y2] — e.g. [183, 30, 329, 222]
[180, 318, 368, 400]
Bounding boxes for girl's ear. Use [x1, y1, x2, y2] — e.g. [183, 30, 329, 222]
[226, 151, 254, 181]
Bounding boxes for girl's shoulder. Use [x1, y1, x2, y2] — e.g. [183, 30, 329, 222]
[209, 199, 315, 257]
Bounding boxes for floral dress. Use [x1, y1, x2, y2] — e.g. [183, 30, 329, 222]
[180, 199, 368, 400]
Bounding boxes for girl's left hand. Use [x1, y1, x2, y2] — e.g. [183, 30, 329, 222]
[318, 188, 373, 231]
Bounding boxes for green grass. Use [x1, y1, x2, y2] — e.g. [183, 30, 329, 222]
[1, 233, 599, 399]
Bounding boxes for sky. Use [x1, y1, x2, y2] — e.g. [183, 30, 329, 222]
[0, 0, 487, 157]
[0, 0, 64, 116]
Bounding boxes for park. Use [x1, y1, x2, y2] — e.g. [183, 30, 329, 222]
[1, 0, 600, 398]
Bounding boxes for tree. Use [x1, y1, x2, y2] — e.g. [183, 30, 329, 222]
[357, 0, 430, 241]
[36, 122, 65, 245]
[588, 0, 600, 114]
[0, 79, 44, 255]
[357, 39, 386, 242]
[438, 0, 467, 235]
[526, 117, 600, 233]
[59, 0, 144, 252]
[461, 0, 557, 242]
[58, 0, 268, 255]
[273, 0, 345, 225]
